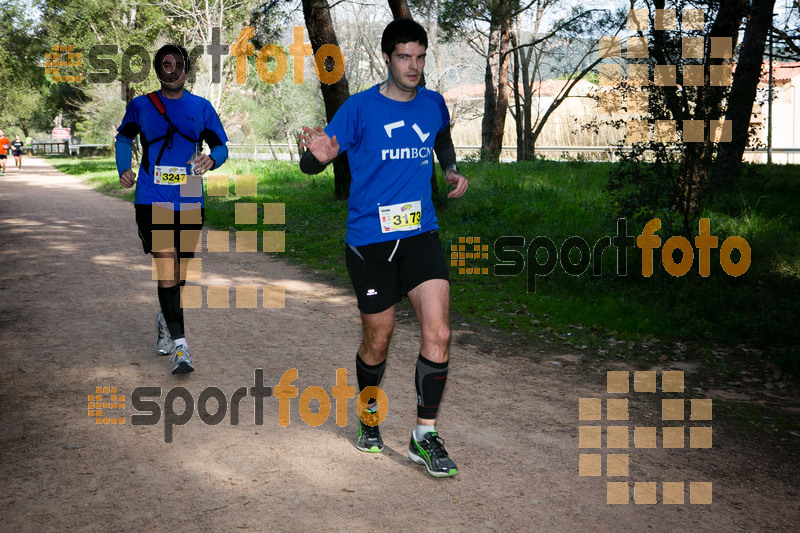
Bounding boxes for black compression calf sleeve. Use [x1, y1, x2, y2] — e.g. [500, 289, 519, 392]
[415, 353, 449, 420]
[158, 285, 184, 339]
[356, 353, 386, 405]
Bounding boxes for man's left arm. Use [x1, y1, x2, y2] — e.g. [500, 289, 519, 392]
[197, 104, 229, 173]
[207, 143, 228, 171]
[433, 125, 468, 198]
[195, 133, 227, 174]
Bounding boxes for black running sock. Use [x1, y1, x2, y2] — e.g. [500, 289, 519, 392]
[157, 285, 184, 340]
[415, 353, 449, 420]
[356, 353, 386, 407]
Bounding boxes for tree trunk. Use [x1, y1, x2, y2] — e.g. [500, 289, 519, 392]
[387, 0, 411, 19]
[301, 0, 352, 199]
[701, 0, 747, 118]
[674, 0, 747, 231]
[511, 32, 524, 160]
[513, 3, 540, 162]
[512, 41, 535, 162]
[481, 3, 512, 161]
[715, 0, 777, 186]
[521, 56, 533, 160]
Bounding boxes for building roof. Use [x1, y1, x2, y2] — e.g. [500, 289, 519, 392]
[760, 61, 800, 84]
[442, 83, 484, 101]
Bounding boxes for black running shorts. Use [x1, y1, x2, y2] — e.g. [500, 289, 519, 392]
[134, 204, 204, 258]
[345, 230, 449, 314]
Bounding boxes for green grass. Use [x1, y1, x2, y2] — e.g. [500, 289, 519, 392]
[52, 158, 136, 201]
[202, 159, 350, 277]
[52, 156, 800, 374]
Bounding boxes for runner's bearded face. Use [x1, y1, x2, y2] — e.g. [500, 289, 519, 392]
[157, 53, 188, 91]
[384, 42, 426, 94]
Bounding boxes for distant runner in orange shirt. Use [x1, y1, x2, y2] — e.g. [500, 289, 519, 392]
[0, 130, 10, 175]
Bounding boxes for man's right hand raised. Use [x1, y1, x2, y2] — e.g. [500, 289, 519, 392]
[299, 126, 339, 164]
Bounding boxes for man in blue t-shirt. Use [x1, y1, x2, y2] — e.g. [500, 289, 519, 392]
[300, 19, 468, 478]
[116, 44, 229, 375]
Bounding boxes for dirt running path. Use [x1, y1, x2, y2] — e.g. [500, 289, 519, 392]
[0, 158, 797, 532]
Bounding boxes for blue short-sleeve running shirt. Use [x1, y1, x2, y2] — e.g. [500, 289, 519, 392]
[117, 90, 228, 208]
[325, 85, 450, 247]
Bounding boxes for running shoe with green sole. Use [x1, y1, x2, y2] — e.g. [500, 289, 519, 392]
[408, 430, 459, 477]
[356, 410, 384, 452]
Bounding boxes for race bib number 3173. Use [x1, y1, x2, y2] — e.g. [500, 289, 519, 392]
[379, 201, 422, 233]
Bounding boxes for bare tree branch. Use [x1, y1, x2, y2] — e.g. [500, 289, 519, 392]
[503, 8, 607, 61]
[771, 26, 800, 58]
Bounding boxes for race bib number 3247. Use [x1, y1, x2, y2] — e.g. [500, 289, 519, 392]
[154, 165, 187, 185]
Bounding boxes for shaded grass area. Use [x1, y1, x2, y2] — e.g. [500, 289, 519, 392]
[53, 158, 136, 201]
[52, 157, 800, 374]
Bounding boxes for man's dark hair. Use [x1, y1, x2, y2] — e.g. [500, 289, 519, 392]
[381, 18, 428, 57]
[153, 44, 191, 77]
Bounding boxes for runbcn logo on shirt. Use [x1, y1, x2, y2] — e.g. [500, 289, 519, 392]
[380, 146, 432, 161]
